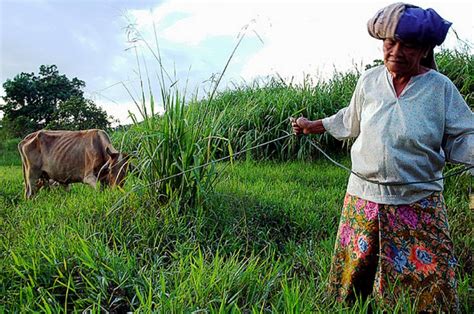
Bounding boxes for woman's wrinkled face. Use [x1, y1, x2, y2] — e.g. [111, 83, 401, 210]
[383, 39, 427, 76]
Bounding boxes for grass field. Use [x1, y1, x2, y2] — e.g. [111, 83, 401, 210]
[1, 142, 472, 312]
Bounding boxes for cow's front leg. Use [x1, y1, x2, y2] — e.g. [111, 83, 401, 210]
[48, 180, 71, 191]
[61, 183, 71, 191]
[83, 175, 98, 188]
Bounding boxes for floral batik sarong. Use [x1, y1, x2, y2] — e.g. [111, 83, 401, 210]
[328, 192, 458, 312]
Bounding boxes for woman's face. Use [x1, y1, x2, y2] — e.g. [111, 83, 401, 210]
[383, 39, 427, 76]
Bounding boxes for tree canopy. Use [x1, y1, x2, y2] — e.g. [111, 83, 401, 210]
[1, 65, 112, 138]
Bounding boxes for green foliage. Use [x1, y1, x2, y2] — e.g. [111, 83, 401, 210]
[0, 138, 21, 167]
[114, 22, 237, 209]
[1, 65, 112, 138]
[436, 47, 474, 105]
[46, 96, 112, 131]
[443, 166, 473, 276]
[0, 116, 37, 141]
[186, 47, 471, 163]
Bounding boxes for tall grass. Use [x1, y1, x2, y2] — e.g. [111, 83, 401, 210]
[187, 71, 359, 161]
[118, 25, 235, 209]
[122, 89, 228, 208]
[436, 45, 474, 105]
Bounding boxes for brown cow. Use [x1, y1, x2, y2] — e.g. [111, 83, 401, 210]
[18, 129, 130, 199]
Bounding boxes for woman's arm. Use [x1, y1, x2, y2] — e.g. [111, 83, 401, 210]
[442, 82, 474, 168]
[291, 70, 368, 139]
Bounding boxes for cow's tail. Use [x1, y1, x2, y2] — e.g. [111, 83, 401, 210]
[18, 131, 40, 199]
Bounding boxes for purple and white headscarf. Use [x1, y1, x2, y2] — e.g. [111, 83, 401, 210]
[367, 2, 452, 46]
[367, 2, 452, 69]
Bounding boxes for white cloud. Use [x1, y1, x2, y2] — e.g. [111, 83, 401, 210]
[95, 99, 145, 126]
[239, 2, 371, 80]
[128, 0, 268, 45]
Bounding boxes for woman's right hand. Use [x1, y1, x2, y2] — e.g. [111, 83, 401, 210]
[291, 117, 304, 135]
[291, 117, 326, 135]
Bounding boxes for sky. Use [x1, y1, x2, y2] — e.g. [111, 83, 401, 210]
[1, 0, 472, 125]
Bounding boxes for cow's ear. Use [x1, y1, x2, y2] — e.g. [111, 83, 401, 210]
[106, 146, 119, 159]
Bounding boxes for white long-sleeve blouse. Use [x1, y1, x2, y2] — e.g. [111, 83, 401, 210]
[322, 65, 474, 204]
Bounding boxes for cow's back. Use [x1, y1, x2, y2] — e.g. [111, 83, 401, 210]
[21, 129, 112, 183]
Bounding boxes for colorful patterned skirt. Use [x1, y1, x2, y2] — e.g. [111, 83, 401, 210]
[328, 192, 458, 312]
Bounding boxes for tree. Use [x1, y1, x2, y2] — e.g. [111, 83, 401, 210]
[0, 64, 112, 137]
[47, 96, 112, 131]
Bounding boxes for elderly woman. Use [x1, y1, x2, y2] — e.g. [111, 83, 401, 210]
[292, 3, 473, 312]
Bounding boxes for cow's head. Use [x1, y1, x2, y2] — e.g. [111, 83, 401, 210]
[105, 146, 131, 187]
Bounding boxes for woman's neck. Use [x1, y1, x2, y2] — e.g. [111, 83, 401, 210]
[389, 66, 429, 97]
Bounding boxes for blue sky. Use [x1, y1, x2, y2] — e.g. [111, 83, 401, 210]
[1, 0, 472, 124]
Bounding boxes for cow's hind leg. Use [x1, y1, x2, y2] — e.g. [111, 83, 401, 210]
[22, 160, 41, 199]
[26, 171, 41, 199]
